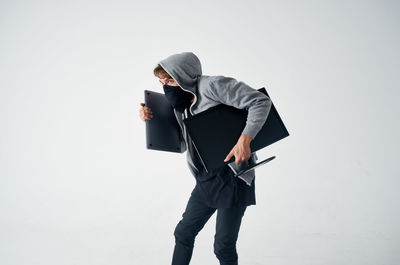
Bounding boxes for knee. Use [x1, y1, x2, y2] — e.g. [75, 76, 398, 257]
[173, 221, 197, 247]
[213, 238, 238, 263]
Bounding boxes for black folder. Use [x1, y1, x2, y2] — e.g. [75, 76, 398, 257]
[183, 87, 289, 172]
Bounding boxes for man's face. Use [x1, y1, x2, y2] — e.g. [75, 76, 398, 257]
[159, 75, 195, 104]
[158, 76, 179, 87]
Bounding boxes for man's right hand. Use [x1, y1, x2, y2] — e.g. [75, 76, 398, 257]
[139, 103, 153, 121]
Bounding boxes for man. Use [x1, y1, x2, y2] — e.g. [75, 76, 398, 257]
[139, 52, 272, 265]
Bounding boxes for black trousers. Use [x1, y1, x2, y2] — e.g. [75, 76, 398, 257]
[171, 193, 247, 265]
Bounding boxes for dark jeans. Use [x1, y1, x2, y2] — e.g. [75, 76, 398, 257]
[171, 193, 247, 265]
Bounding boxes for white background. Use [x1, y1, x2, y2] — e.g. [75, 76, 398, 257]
[1, 0, 399, 264]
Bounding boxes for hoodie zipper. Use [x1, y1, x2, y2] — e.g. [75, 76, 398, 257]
[172, 81, 197, 116]
[181, 85, 197, 116]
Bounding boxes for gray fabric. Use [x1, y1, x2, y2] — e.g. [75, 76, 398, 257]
[159, 52, 272, 186]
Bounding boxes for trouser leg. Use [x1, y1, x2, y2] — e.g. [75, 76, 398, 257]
[213, 206, 247, 265]
[171, 194, 216, 265]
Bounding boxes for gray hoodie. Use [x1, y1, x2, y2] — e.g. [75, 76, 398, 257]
[158, 52, 272, 186]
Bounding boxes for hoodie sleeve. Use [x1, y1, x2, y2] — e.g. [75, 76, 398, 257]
[208, 75, 272, 139]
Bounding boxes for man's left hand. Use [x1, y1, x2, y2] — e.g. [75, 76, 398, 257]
[224, 134, 253, 165]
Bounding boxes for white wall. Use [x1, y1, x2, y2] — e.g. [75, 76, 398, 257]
[1, 0, 399, 264]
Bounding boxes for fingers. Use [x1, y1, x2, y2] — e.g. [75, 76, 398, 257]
[227, 152, 242, 165]
[235, 154, 250, 164]
[224, 146, 251, 164]
[139, 102, 153, 121]
[224, 150, 234, 162]
[235, 156, 241, 165]
[235, 152, 250, 164]
[142, 114, 152, 121]
[142, 108, 152, 115]
[234, 152, 242, 165]
[139, 103, 152, 112]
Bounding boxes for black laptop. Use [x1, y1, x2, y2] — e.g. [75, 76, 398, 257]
[144, 90, 184, 153]
[183, 87, 289, 173]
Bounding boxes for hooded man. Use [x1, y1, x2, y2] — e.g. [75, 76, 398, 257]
[139, 52, 272, 265]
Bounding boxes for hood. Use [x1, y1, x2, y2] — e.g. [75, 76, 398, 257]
[158, 52, 202, 114]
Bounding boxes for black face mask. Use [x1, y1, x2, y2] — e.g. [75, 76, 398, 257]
[163, 84, 193, 112]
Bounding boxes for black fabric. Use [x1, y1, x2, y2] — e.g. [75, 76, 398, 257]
[183, 107, 256, 209]
[163, 84, 193, 112]
[172, 194, 247, 265]
[191, 165, 256, 208]
[183, 118, 206, 177]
